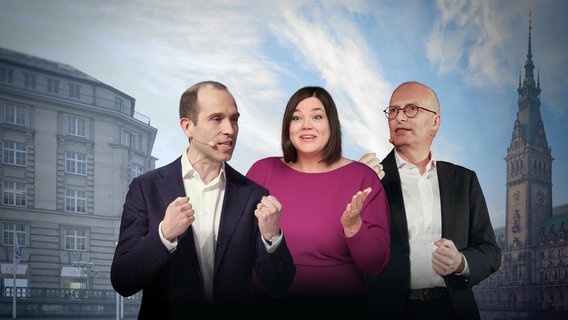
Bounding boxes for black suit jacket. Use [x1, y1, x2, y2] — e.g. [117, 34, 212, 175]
[111, 157, 296, 318]
[366, 149, 501, 319]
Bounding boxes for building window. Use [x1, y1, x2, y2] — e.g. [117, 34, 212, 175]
[23, 73, 37, 89]
[69, 84, 81, 99]
[122, 130, 134, 149]
[65, 188, 87, 213]
[4, 103, 27, 126]
[114, 97, 124, 112]
[0, 67, 13, 83]
[2, 141, 27, 166]
[47, 78, 60, 94]
[2, 180, 26, 207]
[65, 151, 87, 175]
[132, 164, 144, 179]
[64, 228, 86, 251]
[67, 116, 86, 137]
[2, 223, 27, 247]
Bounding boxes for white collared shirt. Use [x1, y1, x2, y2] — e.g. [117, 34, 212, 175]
[395, 151, 446, 289]
[157, 149, 282, 301]
[181, 148, 225, 303]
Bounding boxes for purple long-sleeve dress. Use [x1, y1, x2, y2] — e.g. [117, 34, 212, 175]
[246, 157, 390, 299]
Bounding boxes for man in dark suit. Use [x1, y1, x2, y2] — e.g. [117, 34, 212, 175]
[110, 81, 295, 319]
[361, 81, 501, 319]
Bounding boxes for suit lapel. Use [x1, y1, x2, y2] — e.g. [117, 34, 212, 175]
[436, 162, 456, 239]
[382, 150, 410, 242]
[155, 158, 199, 263]
[155, 165, 185, 213]
[214, 164, 251, 272]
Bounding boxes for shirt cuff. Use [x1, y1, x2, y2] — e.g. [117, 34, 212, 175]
[158, 221, 178, 252]
[455, 253, 470, 277]
[263, 229, 283, 253]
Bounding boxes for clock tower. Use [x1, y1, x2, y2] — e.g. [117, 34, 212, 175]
[504, 12, 553, 284]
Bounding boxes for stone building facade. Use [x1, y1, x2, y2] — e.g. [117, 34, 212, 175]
[0, 47, 157, 293]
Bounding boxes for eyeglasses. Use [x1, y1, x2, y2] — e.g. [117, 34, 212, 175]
[383, 104, 437, 119]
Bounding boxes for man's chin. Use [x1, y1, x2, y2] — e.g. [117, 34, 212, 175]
[219, 153, 233, 162]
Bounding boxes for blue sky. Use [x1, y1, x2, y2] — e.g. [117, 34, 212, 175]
[1, 0, 567, 228]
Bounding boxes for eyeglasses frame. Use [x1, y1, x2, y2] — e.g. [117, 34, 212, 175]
[383, 104, 437, 119]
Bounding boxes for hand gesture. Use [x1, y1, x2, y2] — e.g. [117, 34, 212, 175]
[358, 152, 385, 180]
[340, 187, 372, 237]
[432, 238, 465, 276]
[255, 195, 282, 241]
[161, 196, 195, 242]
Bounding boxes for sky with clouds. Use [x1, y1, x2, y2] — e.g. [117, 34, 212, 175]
[1, 0, 567, 228]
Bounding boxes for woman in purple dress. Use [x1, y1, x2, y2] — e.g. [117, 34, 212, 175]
[246, 86, 390, 314]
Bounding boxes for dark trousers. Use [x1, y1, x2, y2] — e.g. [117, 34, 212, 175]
[404, 287, 457, 320]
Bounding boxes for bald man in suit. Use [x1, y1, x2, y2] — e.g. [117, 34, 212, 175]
[361, 81, 501, 319]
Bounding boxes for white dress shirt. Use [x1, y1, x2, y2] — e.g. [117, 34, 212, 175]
[395, 151, 446, 289]
[157, 149, 283, 303]
[180, 149, 225, 303]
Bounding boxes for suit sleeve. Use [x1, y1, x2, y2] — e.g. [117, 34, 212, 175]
[446, 171, 501, 290]
[110, 177, 171, 297]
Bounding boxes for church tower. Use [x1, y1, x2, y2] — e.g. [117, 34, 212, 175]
[504, 11, 553, 284]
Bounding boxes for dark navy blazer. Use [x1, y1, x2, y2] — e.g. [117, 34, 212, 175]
[111, 157, 295, 318]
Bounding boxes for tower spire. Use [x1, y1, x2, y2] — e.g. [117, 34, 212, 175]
[517, 11, 540, 111]
[521, 10, 536, 89]
[506, 10, 552, 250]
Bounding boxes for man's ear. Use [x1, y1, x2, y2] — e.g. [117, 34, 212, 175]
[433, 114, 441, 129]
[431, 114, 441, 137]
[180, 117, 193, 138]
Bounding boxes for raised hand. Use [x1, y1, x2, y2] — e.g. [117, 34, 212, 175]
[432, 238, 465, 276]
[358, 152, 385, 180]
[161, 196, 195, 242]
[340, 187, 372, 237]
[255, 195, 282, 242]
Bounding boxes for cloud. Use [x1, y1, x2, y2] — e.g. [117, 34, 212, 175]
[429, 0, 568, 102]
[1, 0, 566, 212]
[270, 3, 392, 157]
[81, 0, 294, 164]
